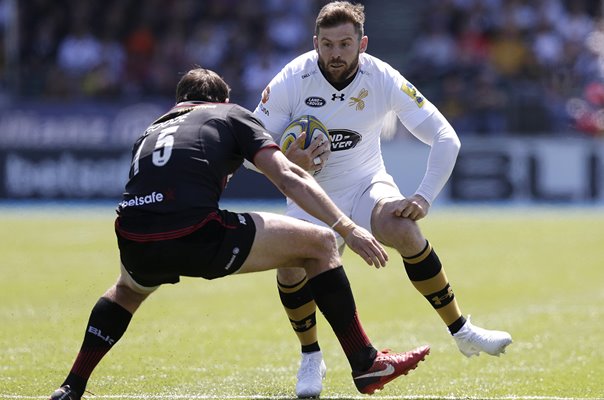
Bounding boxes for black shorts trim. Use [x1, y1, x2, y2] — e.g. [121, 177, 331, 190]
[116, 210, 256, 286]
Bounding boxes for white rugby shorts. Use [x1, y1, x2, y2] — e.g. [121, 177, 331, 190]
[286, 170, 402, 238]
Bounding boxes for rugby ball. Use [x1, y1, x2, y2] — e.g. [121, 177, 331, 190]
[279, 115, 330, 152]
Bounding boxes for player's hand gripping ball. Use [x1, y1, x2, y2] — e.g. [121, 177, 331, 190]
[279, 115, 330, 152]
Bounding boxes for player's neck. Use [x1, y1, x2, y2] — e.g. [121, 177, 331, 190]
[318, 64, 358, 91]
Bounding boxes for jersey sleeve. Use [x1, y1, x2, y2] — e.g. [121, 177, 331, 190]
[227, 105, 279, 163]
[409, 110, 461, 204]
[386, 65, 437, 132]
[252, 69, 295, 140]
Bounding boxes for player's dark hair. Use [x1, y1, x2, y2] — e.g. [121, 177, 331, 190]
[315, 1, 365, 39]
[175, 68, 231, 103]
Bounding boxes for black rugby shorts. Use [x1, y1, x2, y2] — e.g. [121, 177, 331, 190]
[116, 210, 256, 287]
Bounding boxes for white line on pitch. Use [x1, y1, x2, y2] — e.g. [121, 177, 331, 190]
[2, 396, 600, 400]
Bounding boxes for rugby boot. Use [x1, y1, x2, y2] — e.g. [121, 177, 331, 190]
[453, 316, 513, 357]
[296, 351, 327, 398]
[48, 385, 80, 400]
[352, 345, 430, 395]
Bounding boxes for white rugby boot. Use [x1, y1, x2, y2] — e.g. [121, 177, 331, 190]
[453, 316, 513, 357]
[296, 351, 327, 398]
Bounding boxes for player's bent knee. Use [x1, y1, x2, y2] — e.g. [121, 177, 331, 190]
[378, 204, 418, 232]
[277, 267, 307, 284]
[314, 226, 339, 254]
[374, 207, 424, 248]
[397, 216, 419, 232]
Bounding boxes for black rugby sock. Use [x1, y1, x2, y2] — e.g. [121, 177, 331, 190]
[308, 266, 376, 371]
[61, 297, 132, 395]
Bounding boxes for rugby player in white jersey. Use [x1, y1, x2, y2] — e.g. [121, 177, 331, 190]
[252, 1, 512, 398]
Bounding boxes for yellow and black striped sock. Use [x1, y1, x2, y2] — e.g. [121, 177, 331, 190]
[403, 241, 466, 335]
[277, 276, 320, 353]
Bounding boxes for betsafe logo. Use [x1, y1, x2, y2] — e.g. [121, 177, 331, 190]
[119, 191, 164, 208]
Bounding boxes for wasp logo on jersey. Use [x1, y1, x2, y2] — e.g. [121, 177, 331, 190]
[401, 82, 425, 108]
[330, 129, 362, 151]
[348, 88, 368, 111]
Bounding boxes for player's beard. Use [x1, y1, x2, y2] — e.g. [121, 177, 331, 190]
[319, 51, 360, 83]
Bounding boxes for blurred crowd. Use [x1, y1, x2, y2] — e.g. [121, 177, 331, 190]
[406, 0, 604, 136]
[3, 0, 604, 136]
[9, 0, 323, 107]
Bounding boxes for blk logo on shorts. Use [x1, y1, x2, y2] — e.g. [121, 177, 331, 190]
[224, 247, 240, 270]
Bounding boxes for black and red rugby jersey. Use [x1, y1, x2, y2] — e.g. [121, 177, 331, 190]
[116, 101, 278, 236]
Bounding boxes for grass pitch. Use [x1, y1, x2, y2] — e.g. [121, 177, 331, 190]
[1, 204, 603, 399]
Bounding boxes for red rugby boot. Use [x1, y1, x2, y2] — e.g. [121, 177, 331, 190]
[352, 345, 430, 395]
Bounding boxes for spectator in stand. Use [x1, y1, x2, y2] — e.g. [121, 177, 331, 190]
[81, 29, 126, 98]
[122, 20, 155, 96]
[557, 0, 594, 44]
[150, 23, 188, 95]
[502, 0, 538, 32]
[487, 21, 532, 79]
[408, 18, 457, 80]
[438, 72, 473, 133]
[185, 23, 230, 72]
[455, 12, 491, 70]
[469, 70, 508, 135]
[532, 17, 565, 68]
[56, 22, 102, 79]
[241, 37, 287, 107]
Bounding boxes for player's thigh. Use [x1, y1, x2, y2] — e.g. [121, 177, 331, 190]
[238, 211, 339, 274]
[351, 174, 401, 232]
[117, 263, 160, 294]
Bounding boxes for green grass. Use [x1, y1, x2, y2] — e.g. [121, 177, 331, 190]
[1, 205, 603, 399]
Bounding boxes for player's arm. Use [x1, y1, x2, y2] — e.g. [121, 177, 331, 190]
[388, 70, 460, 218]
[253, 147, 388, 268]
[243, 131, 329, 175]
[393, 110, 460, 221]
[252, 74, 330, 174]
[410, 109, 460, 205]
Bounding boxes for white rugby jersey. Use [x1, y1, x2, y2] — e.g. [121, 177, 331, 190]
[253, 50, 452, 201]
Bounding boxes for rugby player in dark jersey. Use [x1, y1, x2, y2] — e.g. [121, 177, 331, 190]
[48, 68, 430, 400]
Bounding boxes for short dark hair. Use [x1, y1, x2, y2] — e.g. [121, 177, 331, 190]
[175, 68, 231, 103]
[315, 1, 365, 39]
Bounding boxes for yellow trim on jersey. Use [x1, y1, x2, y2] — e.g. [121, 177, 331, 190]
[401, 82, 425, 108]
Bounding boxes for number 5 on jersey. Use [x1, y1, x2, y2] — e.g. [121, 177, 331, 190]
[132, 125, 178, 175]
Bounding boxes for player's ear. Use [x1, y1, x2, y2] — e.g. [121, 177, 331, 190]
[313, 36, 318, 51]
[360, 36, 368, 53]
